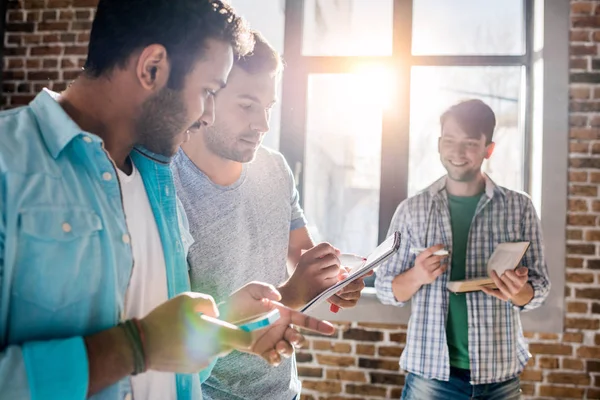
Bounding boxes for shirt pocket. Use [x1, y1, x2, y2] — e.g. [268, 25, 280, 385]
[12, 207, 104, 312]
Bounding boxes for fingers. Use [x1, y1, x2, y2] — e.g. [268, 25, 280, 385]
[283, 325, 305, 349]
[188, 293, 219, 318]
[481, 286, 508, 301]
[199, 314, 253, 350]
[303, 242, 339, 260]
[339, 278, 366, 296]
[261, 349, 282, 366]
[501, 271, 526, 294]
[328, 294, 358, 308]
[246, 281, 282, 302]
[275, 339, 294, 359]
[273, 302, 336, 335]
[416, 244, 446, 261]
[490, 270, 512, 297]
[515, 267, 529, 277]
[421, 255, 446, 272]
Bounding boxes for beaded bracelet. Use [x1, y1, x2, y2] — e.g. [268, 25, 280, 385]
[120, 318, 147, 375]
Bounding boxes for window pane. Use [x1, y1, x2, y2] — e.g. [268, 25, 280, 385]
[302, 0, 393, 56]
[304, 74, 382, 257]
[412, 0, 524, 55]
[408, 66, 524, 196]
[228, 0, 285, 150]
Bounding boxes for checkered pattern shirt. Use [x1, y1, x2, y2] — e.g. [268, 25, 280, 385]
[375, 175, 550, 385]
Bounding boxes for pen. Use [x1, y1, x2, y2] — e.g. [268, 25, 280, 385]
[331, 254, 367, 313]
[410, 247, 449, 256]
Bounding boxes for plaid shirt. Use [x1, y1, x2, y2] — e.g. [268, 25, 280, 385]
[375, 175, 550, 385]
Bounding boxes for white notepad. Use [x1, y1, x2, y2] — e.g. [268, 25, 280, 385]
[446, 241, 531, 293]
[301, 232, 401, 313]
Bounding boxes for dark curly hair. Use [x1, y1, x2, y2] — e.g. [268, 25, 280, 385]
[84, 0, 254, 90]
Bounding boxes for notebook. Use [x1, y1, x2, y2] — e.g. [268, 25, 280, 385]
[301, 231, 401, 313]
[446, 241, 530, 293]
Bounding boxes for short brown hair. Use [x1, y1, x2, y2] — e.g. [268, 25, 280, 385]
[235, 30, 283, 76]
[440, 99, 496, 144]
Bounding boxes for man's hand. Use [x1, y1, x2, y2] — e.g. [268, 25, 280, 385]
[481, 267, 534, 306]
[411, 244, 448, 286]
[279, 243, 341, 309]
[237, 299, 336, 366]
[327, 267, 372, 309]
[219, 281, 283, 323]
[140, 292, 251, 373]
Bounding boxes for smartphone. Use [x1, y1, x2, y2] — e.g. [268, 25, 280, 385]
[235, 309, 281, 332]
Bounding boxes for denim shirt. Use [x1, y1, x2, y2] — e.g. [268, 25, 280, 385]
[0, 89, 200, 399]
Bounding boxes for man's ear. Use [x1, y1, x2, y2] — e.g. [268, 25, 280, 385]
[136, 44, 170, 91]
[485, 142, 496, 159]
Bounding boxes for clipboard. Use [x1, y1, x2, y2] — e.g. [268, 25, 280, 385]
[301, 231, 401, 313]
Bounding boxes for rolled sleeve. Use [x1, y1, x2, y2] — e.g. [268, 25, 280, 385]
[0, 337, 89, 400]
[375, 201, 414, 307]
[516, 199, 551, 312]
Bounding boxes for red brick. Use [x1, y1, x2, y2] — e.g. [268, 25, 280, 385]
[27, 71, 59, 81]
[63, 71, 82, 80]
[571, 128, 600, 139]
[571, 115, 588, 127]
[42, 10, 57, 21]
[75, 10, 91, 20]
[576, 288, 600, 300]
[47, 0, 73, 7]
[342, 329, 383, 342]
[577, 346, 600, 359]
[42, 59, 58, 69]
[567, 229, 583, 240]
[315, 354, 355, 367]
[73, 0, 99, 6]
[529, 343, 573, 356]
[356, 344, 375, 356]
[569, 184, 598, 196]
[567, 301, 588, 313]
[345, 384, 387, 398]
[573, 16, 600, 28]
[358, 358, 399, 371]
[59, 10, 74, 20]
[370, 372, 405, 386]
[539, 385, 585, 398]
[298, 367, 323, 378]
[562, 358, 585, 371]
[572, 2, 594, 15]
[572, 30, 591, 42]
[567, 257, 584, 268]
[571, 87, 591, 99]
[570, 170, 589, 182]
[567, 272, 595, 283]
[521, 369, 543, 382]
[567, 243, 596, 254]
[538, 356, 559, 369]
[38, 21, 69, 31]
[570, 141, 590, 154]
[591, 172, 600, 183]
[548, 372, 590, 385]
[30, 46, 62, 56]
[64, 46, 88, 56]
[378, 346, 403, 358]
[302, 380, 342, 394]
[326, 369, 366, 382]
[566, 317, 600, 330]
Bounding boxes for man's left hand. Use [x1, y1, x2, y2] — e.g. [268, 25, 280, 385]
[327, 267, 373, 309]
[481, 267, 533, 306]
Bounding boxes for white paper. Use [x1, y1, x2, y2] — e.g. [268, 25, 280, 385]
[486, 242, 530, 275]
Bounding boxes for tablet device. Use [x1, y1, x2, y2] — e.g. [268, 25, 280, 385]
[301, 231, 401, 313]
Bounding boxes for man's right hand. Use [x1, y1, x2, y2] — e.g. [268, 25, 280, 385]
[141, 292, 249, 373]
[411, 244, 448, 286]
[279, 243, 341, 309]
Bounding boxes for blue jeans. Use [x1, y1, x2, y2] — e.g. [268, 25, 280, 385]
[401, 367, 521, 400]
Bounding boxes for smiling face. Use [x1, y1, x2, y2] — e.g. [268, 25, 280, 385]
[438, 115, 495, 183]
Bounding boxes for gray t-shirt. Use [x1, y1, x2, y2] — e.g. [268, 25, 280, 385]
[172, 146, 306, 400]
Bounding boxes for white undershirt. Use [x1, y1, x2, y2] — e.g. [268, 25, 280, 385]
[117, 162, 177, 400]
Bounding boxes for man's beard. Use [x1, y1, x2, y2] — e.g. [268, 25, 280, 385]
[135, 87, 189, 157]
[203, 125, 261, 163]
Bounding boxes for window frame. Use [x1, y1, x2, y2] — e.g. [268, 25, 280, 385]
[279, 0, 567, 332]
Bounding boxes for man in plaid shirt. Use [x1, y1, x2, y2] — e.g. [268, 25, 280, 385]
[375, 99, 550, 400]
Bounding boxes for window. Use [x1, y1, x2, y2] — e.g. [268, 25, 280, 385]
[232, 0, 568, 332]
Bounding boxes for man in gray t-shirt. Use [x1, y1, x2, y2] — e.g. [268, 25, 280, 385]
[172, 32, 368, 400]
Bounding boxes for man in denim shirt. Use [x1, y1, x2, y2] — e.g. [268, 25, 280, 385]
[0, 1, 335, 399]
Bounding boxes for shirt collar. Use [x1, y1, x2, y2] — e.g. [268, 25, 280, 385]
[428, 173, 505, 199]
[29, 88, 85, 159]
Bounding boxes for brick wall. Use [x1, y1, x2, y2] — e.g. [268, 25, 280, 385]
[1, 0, 599, 399]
